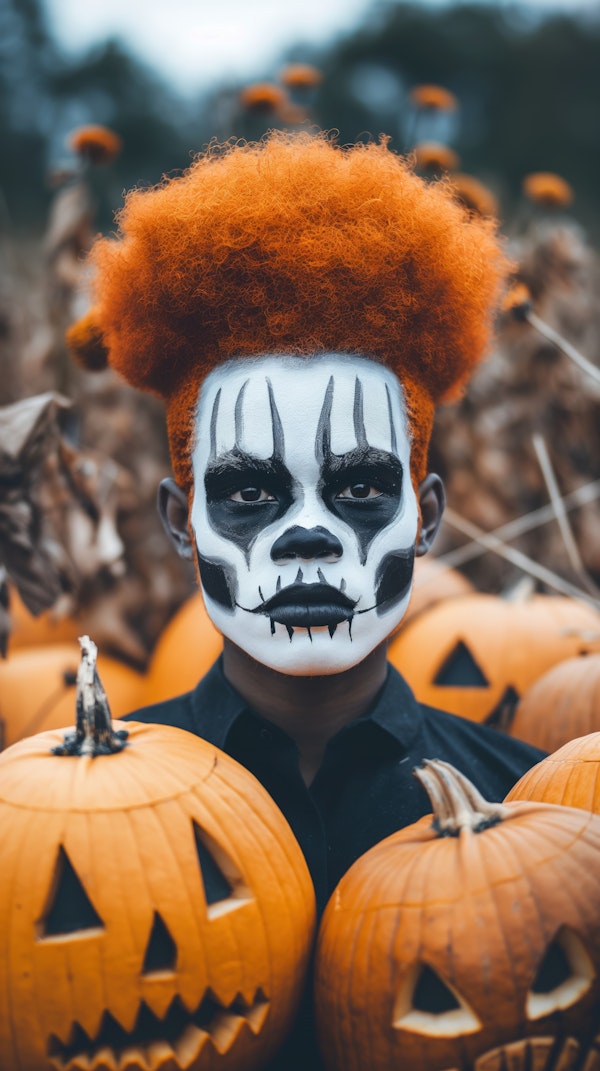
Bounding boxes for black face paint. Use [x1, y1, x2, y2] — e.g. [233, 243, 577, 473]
[314, 376, 404, 564]
[205, 451, 295, 563]
[197, 554, 237, 613]
[204, 379, 294, 564]
[373, 547, 415, 616]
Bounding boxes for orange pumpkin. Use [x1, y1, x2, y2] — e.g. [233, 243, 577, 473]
[142, 593, 223, 705]
[7, 586, 80, 649]
[401, 557, 473, 628]
[0, 638, 315, 1071]
[0, 642, 145, 749]
[509, 655, 600, 752]
[315, 760, 600, 1071]
[506, 731, 600, 813]
[388, 594, 600, 729]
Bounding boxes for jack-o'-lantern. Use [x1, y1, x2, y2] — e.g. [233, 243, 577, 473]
[315, 760, 600, 1071]
[509, 654, 600, 752]
[143, 593, 223, 705]
[0, 641, 145, 749]
[0, 637, 315, 1071]
[388, 593, 600, 729]
[506, 731, 600, 814]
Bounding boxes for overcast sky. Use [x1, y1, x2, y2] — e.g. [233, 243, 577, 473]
[43, 0, 597, 96]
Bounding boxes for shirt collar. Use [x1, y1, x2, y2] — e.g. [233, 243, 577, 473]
[190, 657, 423, 752]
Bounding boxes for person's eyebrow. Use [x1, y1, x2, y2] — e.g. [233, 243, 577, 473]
[204, 450, 294, 494]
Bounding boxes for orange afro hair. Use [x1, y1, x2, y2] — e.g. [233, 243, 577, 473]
[85, 132, 509, 494]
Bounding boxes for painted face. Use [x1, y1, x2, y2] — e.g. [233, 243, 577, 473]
[190, 355, 419, 675]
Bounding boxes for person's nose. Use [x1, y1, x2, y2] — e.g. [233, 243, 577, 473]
[270, 525, 343, 562]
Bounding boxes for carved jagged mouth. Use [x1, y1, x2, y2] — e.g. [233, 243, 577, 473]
[48, 989, 269, 1069]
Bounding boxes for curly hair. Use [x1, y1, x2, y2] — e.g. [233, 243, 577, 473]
[79, 132, 509, 492]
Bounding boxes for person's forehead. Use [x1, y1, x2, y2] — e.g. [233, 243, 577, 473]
[195, 354, 409, 458]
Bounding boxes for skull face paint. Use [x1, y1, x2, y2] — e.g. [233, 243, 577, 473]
[190, 355, 420, 675]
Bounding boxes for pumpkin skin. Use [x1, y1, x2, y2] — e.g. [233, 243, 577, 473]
[509, 655, 600, 752]
[399, 557, 474, 631]
[0, 643, 145, 748]
[0, 720, 315, 1070]
[388, 594, 600, 728]
[142, 594, 223, 704]
[506, 731, 600, 813]
[7, 586, 80, 649]
[315, 762, 600, 1071]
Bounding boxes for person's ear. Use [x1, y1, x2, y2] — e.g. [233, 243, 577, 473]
[416, 473, 445, 556]
[157, 478, 194, 560]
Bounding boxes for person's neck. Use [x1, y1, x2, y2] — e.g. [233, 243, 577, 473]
[221, 639, 389, 786]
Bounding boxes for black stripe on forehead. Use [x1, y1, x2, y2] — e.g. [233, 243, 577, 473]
[209, 387, 221, 462]
[234, 379, 249, 446]
[315, 375, 334, 464]
[353, 377, 368, 449]
[385, 383, 398, 456]
[267, 379, 284, 459]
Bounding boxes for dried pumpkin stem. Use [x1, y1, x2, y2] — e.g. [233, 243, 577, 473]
[52, 635, 128, 757]
[414, 759, 508, 835]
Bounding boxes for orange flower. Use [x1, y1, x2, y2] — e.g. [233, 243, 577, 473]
[410, 84, 457, 111]
[414, 142, 460, 173]
[67, 125, 122, 165]
[501, 282, 532, 321]
[279, 103, 309, 126]
[522, 172, 574, 207]
[450, 173, 498, 218]
[279, 64, 322, 89]
[240, 83, 287, 112]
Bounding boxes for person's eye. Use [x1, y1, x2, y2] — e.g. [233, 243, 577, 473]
[228, 487, 277, 503]
[336, 483, 383, 501]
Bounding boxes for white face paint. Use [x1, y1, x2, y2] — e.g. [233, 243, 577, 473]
[190, 355, 420, 675]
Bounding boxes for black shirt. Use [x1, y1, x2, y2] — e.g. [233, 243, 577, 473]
[127, 659, 545, 1071]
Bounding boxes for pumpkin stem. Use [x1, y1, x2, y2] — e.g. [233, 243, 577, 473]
[414, 759, 509, 835]
[52, 635, 129, 756]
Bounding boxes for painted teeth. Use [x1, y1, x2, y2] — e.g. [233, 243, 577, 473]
[340, 578, 346, 593]
[328, 623, 337, 638]
[317, 567, 326, 583]
[276, 575, 282, 592]
[286, 625, 294, 641]
[295, 566, 303, 583]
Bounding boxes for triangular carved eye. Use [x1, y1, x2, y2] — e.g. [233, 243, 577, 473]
[527, 927, 595, 1019]
[142, 912, 177, 974]
[393, 962, 481, 1037]
[37, 846, 104, 939]
[433, 641, 489, 687]
[191, 822, 252, 917]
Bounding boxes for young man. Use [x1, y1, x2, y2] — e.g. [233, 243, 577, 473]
[69, 133, 545, 1068]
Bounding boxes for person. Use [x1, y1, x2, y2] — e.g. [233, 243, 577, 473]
[68, 132, 545, 1068]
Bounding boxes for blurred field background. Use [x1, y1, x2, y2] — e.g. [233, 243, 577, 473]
[1, 0, 599, 677]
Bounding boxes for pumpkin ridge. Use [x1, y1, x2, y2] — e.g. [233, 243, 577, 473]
[188, 771, 291, 1000]
[206, 764, 314, 966]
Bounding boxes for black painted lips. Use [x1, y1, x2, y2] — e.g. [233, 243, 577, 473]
[252, 582, 357, 627]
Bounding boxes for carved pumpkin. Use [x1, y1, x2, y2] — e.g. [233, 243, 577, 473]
[143, 593, 223, 704]
[388, 594, 600, 729]
[506, 731, 600, 814]
[315, 760, 600, 1071]
[0, 642, 145, 749]
[0, 638, 316, 1071]
[509, 654, 600, 752]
